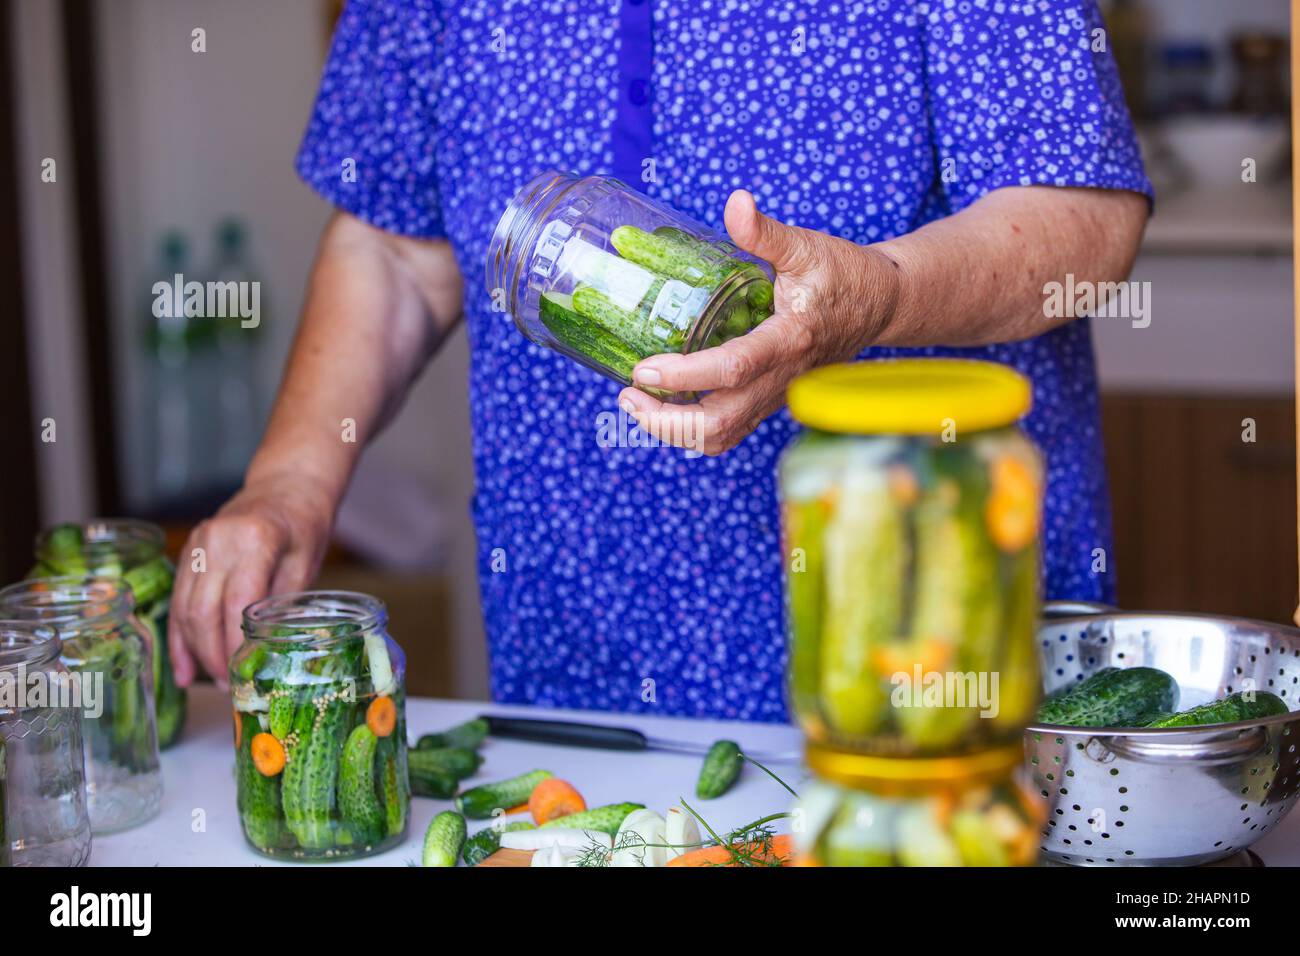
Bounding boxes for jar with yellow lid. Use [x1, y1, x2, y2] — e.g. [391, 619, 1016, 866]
[779, 359, 1043, 757]
[794, 742, 1042, 866]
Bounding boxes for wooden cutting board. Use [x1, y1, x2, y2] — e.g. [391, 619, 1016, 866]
[477, 848, 535, 867]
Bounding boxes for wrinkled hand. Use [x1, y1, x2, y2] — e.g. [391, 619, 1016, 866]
[618, 190, 902, 456]
[168, 474, 334, 689]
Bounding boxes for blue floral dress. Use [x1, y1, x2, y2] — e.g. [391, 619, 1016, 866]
[296, 0, 1152, 721]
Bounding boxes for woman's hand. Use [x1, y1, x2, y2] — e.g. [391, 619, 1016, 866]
[617, 190, 902, 456]
[168, 473, 334, 689]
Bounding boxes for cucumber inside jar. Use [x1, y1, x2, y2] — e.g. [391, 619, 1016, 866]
[781, 434, 1042, 756]
[231, 619, 409, 860]
[537, 222, 774, 394]
[30, 522, 187, 749]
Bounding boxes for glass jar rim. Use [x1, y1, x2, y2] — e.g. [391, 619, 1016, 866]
[0, 620, 63, 669]
[0, 576, 134, 630]
[34, 518, 165, 565]
[242, 590, 387, 641]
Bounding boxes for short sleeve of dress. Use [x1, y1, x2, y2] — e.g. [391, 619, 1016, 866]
[294, 0, 445, 239]
[923, 0, 1154, 213]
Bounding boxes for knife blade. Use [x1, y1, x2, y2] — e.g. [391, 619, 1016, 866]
[480, 714, 801, 763]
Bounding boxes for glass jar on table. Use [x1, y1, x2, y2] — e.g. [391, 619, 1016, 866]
[0, 577, 162, 834]
[31, 519, 186, 748]
[229, 591, 410, 861]
[0, 620, 93, 866]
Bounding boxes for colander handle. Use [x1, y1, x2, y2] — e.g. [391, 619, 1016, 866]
[1102, 727, 1269, 764]
[1041, 600, 1117, 620]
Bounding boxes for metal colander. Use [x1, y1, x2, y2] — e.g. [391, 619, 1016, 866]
[1025, 604, 1300, 866]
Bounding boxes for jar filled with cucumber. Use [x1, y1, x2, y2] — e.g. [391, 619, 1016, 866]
[486, 170, 775, 401]
[0, 577, 162, 834]
[780, 360, 1043, 757]
[230, 591, 409, 861]
[30, 520, 186, 749]
[795, 744, 1042, 866]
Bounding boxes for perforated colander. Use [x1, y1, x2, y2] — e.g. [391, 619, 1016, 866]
[1026, 604, 1300, 866]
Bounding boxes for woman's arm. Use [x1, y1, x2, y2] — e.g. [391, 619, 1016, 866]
[169, 211, 463, 686]
[618, 186, 1149, 456]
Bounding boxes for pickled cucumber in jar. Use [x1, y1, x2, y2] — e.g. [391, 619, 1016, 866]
[230, 592, 410, 861]
[780, 361, 1042, 756]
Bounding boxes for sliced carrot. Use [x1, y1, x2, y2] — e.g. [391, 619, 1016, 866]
[504, 803, 531, 815]
[250, 732, 286, 777]
[528, 778, 586, 824]
[366, 695, 397, 737]
[666, 833, 795, 867]
[233, 708, 242, 749]
[985, 456, 1039, 552]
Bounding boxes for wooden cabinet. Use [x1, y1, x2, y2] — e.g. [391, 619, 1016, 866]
[1102, 394, 1298, 623]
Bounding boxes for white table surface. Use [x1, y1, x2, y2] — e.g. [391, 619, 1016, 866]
[89, 685, 806, 866]
[91, 685, 1300, 866]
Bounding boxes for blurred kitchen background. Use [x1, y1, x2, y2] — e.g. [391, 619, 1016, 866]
[0, 0, 1293, 699]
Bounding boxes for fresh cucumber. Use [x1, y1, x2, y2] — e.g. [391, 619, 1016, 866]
[614, 225, 721, 287]
[455, 770, 553, 819]
[538, 801, 643, 835]
[1144, 691, 1289, 728]
[379, 738, 408, 837]
[122, 556, 171, 608]
[422, 811, 467, 867]
[236, 712, 288, 851]
[339, 724, 385, 844]
[268, 688, 296, 739]
[696, 740, 743, 799]
[408, 746, 482, 781]
[539, 291, 642, 378]
[571, 284, 664, 357]
[282, 693, 349, 848]
[1036, 667, 1179, 728]
[462, 820, 535, 866]
[416, 717, 489, 751]
[409, 764, 458, 800]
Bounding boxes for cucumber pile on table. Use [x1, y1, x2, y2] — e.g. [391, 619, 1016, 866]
[231, 624, 409, 859]
[539, 224, 774, 379]
[1035, 666, 1290, 728]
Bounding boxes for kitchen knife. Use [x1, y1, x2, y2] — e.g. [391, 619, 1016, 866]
[479, 715, 801, 763]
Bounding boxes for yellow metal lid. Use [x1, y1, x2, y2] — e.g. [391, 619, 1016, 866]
[805, 741, 1025, 797]
[787, 359, 1032, 435]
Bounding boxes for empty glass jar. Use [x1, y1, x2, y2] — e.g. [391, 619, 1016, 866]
[31, 519, 186, 749]
[229, 591, 409, 861]
[487, 170, 775, 399]
[0, 621, 93, 866]
[0, 577, 162, 834]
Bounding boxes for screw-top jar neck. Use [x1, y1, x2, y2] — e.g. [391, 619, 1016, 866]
[486, 169, 581, 308]
[0, 620, 63, 670]
[242, 590, 387, 644]
[0, 577, 134, 636]
[35, 518, 166, 568]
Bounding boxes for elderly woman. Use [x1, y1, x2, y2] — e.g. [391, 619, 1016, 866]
[169, 0, 1150, 721]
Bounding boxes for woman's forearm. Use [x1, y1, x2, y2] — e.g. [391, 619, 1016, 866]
[244, 213, 463, 509]
[874, 186, 1149, 348]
